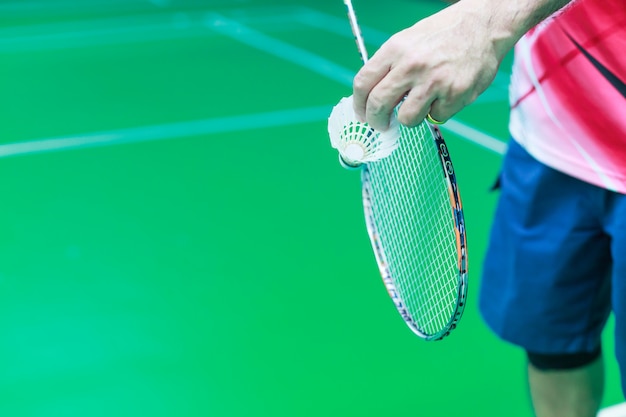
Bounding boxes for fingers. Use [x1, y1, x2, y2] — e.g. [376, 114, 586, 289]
[356, 70, 461, 129]
[363, 75, 411, 131]
[355, 66, 437, 130]
[353, 55, 414, 131]
[352, 53, 392, 127]
[352, 35, 447, 130]
[351, 5, 495, 130]
[426, 99, 459, 125]
[395, 87, 431, 127]
[397, 95, 460, 127]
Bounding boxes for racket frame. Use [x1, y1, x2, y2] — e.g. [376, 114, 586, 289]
[361, 123, 468, 341]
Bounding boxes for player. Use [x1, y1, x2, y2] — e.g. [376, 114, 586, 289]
[351, 0, 626, 416]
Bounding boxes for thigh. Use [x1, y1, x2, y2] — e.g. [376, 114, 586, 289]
[480, 139, 612, 354]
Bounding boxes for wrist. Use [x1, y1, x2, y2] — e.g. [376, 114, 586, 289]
[456, 0, 571, 59]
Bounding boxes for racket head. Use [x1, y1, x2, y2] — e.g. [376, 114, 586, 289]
[361, 122, 468, 341]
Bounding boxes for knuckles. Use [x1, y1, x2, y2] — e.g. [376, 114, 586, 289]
[352, 71, 369, 94]
[366, 93, 388, 116]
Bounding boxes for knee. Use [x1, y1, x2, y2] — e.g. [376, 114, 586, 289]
[527, 346, 602, 371]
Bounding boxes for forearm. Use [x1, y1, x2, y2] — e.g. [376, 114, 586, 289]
[458, 0, 572, 58]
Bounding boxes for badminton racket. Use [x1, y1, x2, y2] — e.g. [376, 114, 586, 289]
[329, 0, 468, 341]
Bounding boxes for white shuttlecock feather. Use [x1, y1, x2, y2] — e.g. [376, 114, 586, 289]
[328, 95, 400, 167]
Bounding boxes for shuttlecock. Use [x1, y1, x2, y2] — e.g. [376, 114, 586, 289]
[328, 95, 400, 168]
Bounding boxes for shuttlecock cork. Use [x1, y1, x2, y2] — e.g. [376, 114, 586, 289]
[328, 95, 400, 169]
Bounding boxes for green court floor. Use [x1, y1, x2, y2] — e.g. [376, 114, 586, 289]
[0, 0, 622, 416]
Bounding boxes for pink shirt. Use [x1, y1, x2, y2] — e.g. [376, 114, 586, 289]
[509, 0, 626, 193]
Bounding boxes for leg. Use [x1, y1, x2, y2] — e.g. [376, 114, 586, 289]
[480, 140, 613, 413]
[527, 352, 604, 417]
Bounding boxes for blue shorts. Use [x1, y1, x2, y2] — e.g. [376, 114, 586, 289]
[480, 139, 626, 381]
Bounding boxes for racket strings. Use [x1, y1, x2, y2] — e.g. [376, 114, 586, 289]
[366, 123, 460, 336]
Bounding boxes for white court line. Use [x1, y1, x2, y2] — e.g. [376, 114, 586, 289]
[444, 120, 506, 155]
[206, 12, 355, 87]
[0, 0, 137, 10]
[0, 0, 151, 15]
[0, 7, 303, 53]
[205, 13, 507, 155]
[599, 402, 626, 417]
[0, 13, 207, 53]
[0, 106, 331, 159]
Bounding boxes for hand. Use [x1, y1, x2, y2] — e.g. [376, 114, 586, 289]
[352, 2, 503, 131]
